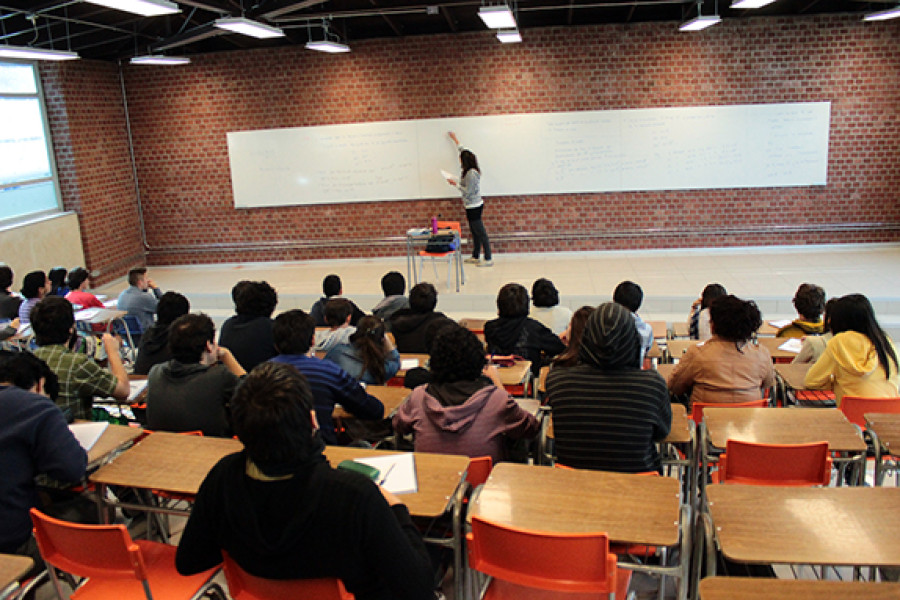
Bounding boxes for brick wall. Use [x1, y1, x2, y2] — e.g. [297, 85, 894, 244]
[46, 15, 900, 270]
[41, 61, 146, 285]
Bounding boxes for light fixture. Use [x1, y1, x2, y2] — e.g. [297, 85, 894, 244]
[496, 29, 522, 43]
[679, 14, 721, 29]
[130, 55, 191, 65]
[478, 4, 517, 29]
[863, 5, 900, 20]
[730, 0, 775, 8]
[305, 40, 350, 53]
[214, 16, 285, 39]
[83, 0, 180, 17]
[0, 45, 80, 61]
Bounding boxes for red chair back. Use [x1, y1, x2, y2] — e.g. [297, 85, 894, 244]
[222, 552, 353, 600]
[465, 456, 493, 487]
[717, 440, 832, 486]
[840, 396, 900, 428]
[690, 398, 768, 425]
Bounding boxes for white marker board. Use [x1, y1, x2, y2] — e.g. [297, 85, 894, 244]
[227, 102, 830, 208]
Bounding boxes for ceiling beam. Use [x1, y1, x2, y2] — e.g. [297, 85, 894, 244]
[177, 0, 233, 12]
[151, 24, 224, 52]
[259, 0, 330, 19]
[440, 5, 458, 31]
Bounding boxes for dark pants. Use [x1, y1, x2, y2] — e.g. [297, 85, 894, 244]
[465, 205, 491, 260]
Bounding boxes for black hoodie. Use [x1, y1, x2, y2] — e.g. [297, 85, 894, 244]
[388, 309, 448, 353]
[484, 316, 566, 377]
[133, 322, 172, 375]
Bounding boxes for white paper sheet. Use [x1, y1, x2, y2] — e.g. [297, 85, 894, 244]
[778, 338, 803, 353]
[69, 422, 109, 451]
[768, 319, 792, 329]
[353, 453, 418, 495]
[128, 380, 148, 401]
[440, 169, 455, 182]
[400, 358, 419, 370]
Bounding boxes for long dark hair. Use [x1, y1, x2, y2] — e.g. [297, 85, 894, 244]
[349, 316, 389, 384]
[553, 306, 595, 368]
[829, 294, 898, 379]
[460, 149, 480, 179]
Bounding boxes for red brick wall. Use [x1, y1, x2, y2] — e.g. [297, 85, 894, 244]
[50, 16, 900, 269]
[41, 61, 146, 285]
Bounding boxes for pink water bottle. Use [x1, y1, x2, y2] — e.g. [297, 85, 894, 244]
[431, 216, 438, 234]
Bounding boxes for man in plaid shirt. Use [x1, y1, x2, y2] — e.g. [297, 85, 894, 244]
[31, 296, 130, 421]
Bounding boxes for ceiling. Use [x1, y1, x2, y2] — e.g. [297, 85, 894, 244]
[0, 0, 890, 62]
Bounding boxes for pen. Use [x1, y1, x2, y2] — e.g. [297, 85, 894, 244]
[378, 463, 395, 486]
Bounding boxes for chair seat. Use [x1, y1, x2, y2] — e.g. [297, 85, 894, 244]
[72, 540, 218, 599]
[418, 249, 454, 258]
[484, 570, 632, 600]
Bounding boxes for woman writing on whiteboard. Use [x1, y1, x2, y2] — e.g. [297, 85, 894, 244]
[447, 132, 493, 267]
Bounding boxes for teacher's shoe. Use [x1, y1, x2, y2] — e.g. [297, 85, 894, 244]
[464, 257, 480, 264]
[478, 259, 494, 267]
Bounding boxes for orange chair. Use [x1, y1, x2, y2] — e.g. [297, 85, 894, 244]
[418, 221, 464, 291]
[690, 398, 768, 426]
[466, 455, 494, 488]
[714, 440, 832, 486]
[221, 552, 353, 600]
[29, 508, 224, 600]
[467, 515, 630, 599]
[840, 396, 900, 428]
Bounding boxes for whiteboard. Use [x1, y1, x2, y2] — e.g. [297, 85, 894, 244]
[227, 102, 830, 208]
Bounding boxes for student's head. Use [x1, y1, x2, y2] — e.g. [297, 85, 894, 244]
[324, 299, 352, 328]
[233, 280, 278, 318]
[423, 317, 457, 354]
[793, 283, 826, 322]
[30, 296, 75, 346]
[708, 295, 762, 343]
[700, 284, 727, 310]
[156, 292, 190, 326]
[381, 271, 405, 297]
[350, 315, 386, 346]
[429, 324, 487, 384]
[0, 350, 59, 399]
[409, 282, 438, 314]
[496, 283, 529, 318]
[460, 149, 479, 175]
[613, 280, 643, 313]
[578, 302, 641, 370]
[231, 362, 320, 469]
[66, 267, 91, 291]
[829, 293, 898, 379]
[127, 267, 148, 289]
[273, 309, 316, 355]
[553, 305, 595, 368]
[322, 274, 342, 298]
[0, 264, 13, 292]
[21, 271, 48, 300]
[48, 267, 67, 293]
[168, 313, 216, 364]
[531, 278, 559, 309]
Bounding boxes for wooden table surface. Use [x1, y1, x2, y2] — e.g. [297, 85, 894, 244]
[398, 355, 531, 387]
[0, 554, 33, 593]
[470, 462, 680, 546]
[757, 321, 780, 337]
[647, 320, 668, 340]
[756, 336, 801, 360]
[708, 485, 900, 566]
[699, 576, 900, 600]
[334, 385, 409, 418]
[775, 362, 811, 390]
[88, 423, 143, 464]
[703, 407, 865, 452]
[666, 339, 699, 359]
[867, 412, 900, 452]
[648, 339, 663, 359]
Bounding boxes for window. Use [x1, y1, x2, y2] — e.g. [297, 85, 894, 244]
[0, 61, 61, 224]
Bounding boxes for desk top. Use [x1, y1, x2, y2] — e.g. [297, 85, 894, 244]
[707, 485, 900, 566]
[647, 320, 668, 340]
[648, 339, 663, 359]
[667, 404, 692, 444]
[656, 363, 675, 381]
[755, 336, 799, 360]
[866, 413, 900, 453]
[775, 363, 810, 390]
[88, 423, 143, 465]
[699, 576, 900, 600]
[703, 407, 865, 452]
[666, 339, 699, 358]
[334, 385, 408, 419]
[470, 462, 680, 546]
[757, 322, 779, 337]
[397, 355, 531, 387]
[0, 554, 33, 593]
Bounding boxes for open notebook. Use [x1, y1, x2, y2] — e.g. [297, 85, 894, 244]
[68, 422, 109, 452]
[353, 453, 418, 495]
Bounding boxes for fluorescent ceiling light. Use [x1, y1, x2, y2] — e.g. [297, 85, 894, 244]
[0, 46, 80, 61]
[478, 5, 516, 29]
[305, 40, 350, 53]
[214, 17, 285, 39]
[731, 0, 776, 8]
[130, 55, 191, 65]
[679, 15, 721, 30]
[496, 29, 522, 43]
[83, 0, 180, 17]
[863, 5, 900, 20]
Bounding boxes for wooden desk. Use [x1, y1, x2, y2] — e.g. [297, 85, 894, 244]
[88, 423, 143, 465]
[396, 353, 431, 376]
[699, 576, 900, 600]
[0, 554, 33, 598]
[672, 322, 690, 338]
[775, 363, 810, 390]
[755, 336, 799, 360]
[667, 403, 692, 444]
[397, 354, 531, 387]
[647, 320, 668, 339]
[667, 339, 699, 360]
[334, 385, 408, 419]
[703, 407, 865, 452]
[757, 321, 779, 337]
[707, 485, 900, 566]
[867, 412, 900, 453]
[648, 339, 663, 360]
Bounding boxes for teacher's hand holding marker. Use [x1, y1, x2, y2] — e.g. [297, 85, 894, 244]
[446, 131, 493, 267]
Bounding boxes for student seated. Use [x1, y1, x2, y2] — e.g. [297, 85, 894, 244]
[175, 362, 435, 600]
[146, 313, 246, 437]
[117, 267, 162, 332]
[549, 306, 595, 369]
[668, 295, 775, 405]
[64, 267, 103, 309]
[218, 280, 278, 371]
[546, 303, 670, 472]
[402, 317, 457, 389]
[270, 309, 383, 445]
[32, 296, 130, 421]
[529, 278, 572, 336]
[325, 315, 400, 385]
[372, 271, 410, 322]
[793, 298, 837, 364]
[613, 280, 653, 364]
[688, 283, 727, 341]
[310, 274, 365, 327]
[48, 267, 69, 297]
[133, 292, 191, 376]
[0, 264, 22, 320]
[484, 283, 566, 377]
[393, 324, 538, 462]
[18, 270, 50, 325]
[777, 283, 826, 338]
[389, 283, 449, 353]
[315, 298, 357, 354]
[804, 293, 899, 404]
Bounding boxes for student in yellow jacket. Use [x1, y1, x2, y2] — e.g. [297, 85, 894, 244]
[777, 283, 826, 338]
[804, 294, 899, 405]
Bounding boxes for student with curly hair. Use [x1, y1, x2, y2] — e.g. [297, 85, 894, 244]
[393, 324, 538, 462]
[668, 295, 775, 405]
[219, 280, 279, 371]
[325, 315, 400, 385]
[777, 282, 826, 338]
